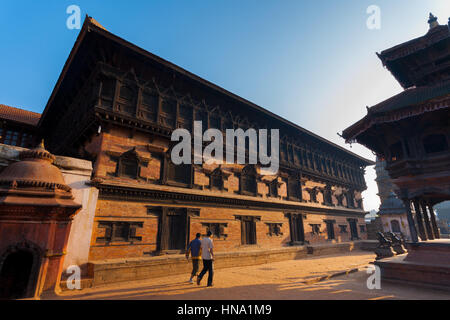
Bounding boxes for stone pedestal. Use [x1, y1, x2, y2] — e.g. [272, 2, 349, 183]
[374, 240, 450, 289]
[374, 247, 395, 260]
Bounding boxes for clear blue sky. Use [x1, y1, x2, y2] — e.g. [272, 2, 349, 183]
[1, 0, 449, 211]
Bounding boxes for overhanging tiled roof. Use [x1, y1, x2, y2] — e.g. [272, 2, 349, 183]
[378, 25, 450, 65]
[0, 104, 41, 126]
[342, 80, 450, 142]
[370, 80, 450, 114]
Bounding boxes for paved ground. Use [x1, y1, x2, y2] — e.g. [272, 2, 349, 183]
[56, 251, 449, 300]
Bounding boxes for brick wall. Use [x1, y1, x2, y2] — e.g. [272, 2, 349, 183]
[89, 199, 367, 260]
[85, 127, 368, 261]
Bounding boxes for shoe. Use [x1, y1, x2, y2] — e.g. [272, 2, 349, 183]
[188, 279, 193, 284]
[207, 283, 214, 287]
[196, 277, 201, 285]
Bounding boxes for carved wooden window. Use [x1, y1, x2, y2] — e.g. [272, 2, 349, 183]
[332, 162, 338, 177]
[389, 141, 404, 161]
[339, 225, 348, 233]
[99, 76, 115, 110]
[20, 133, 29, 147]
[348, 219, 359, 240]
[166, 159, 192, 186]
[117, 152, 140, 179]
[160, 98, 176, 128]
[308, 188, 318, 203]
[307, 152, 314, 169]
[345, 190, 355, 208]
[266, 223, 283, 236]
[288, 213, 305, 243]
[268, 179, 278, 198]
[177, 104, 193, 131]
[295, 149, 302, 166]
[96, 221, 143, 243]
[195, 109, 208, 132]
[423, 134, 448, 154]
[202, 223, 227, 239]
[117, 84, 137, 115]
[280, 143, 287, 162]
[240, 165, 257, 195]
[323, 185, 333, 205]
[210, 171, 224, 190]
[324, 220, 335, 240]
[4, 130, 19, 146]
[140, 90, 158, 122]
[222, 115, 233, 135]
[336, 193, 344, 206]
[288, 146, 294, 163]
[309, 224, 321, 235]
[209, 115, 221, 131]
[321, 158, 327, 173]
[286, 176, 301, 201]
[240, 217, 257, 245]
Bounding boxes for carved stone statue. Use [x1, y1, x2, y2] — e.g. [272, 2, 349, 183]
[386, 232, 407, 254]
[374, 232, 395, 260]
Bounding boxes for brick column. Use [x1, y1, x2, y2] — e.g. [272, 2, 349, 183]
[421, 202, 435, 240]
[413, 200, 427, 241]
[428, 204, 440, 239]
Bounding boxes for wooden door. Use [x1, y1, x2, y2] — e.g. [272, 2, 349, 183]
[167, 211, 186, 250]
[349, 219, 359, 240]
[290, 214, 305, 243]
[241, 219, 257, 245]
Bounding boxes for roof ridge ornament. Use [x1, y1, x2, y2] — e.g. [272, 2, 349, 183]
[428, 13, 439, 29]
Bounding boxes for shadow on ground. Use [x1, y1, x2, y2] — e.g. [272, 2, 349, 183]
[57, 270, 450, 300]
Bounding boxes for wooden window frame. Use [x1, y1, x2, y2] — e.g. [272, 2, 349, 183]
[96, 221, 143, 244]
[202, 223, 228, 239]
[266, 223, 283, 237]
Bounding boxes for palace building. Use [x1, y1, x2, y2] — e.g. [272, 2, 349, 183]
[0, 16, 372, 297]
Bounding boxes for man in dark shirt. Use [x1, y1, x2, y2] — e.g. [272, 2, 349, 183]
[186, 233, 202, 283]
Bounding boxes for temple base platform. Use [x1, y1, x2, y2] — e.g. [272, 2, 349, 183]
[374, 239, 450, 290]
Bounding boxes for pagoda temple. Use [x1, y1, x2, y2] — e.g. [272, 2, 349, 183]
[342, 13, 450, 288]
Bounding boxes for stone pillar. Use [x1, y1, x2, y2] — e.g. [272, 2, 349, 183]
[413, 200, 427, 241]
[403, 199, 419, 243]
[428, 204, 440, 239]
[421, 201, 435, 240]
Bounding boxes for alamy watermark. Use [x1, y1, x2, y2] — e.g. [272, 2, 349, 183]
[366, 5, 381, 30]
[66, 265, 81, 290]
[366, 265, 381, 289]
[171, 121, 280, 175]
[66, 5, 81, 30]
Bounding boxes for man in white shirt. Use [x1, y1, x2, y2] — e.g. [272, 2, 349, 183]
[197, 231, 214, 287]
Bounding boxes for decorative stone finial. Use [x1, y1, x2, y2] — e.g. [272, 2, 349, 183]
[38, 139, 45, 149]
[19, 138, 55, 163]
[428, 13, 438, 29]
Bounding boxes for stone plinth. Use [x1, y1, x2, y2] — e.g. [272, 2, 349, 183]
[374, 240, 450, 290]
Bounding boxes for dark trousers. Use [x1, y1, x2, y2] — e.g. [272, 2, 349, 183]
[198, 259, 213, 285]
[191, 259, 200, 278]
